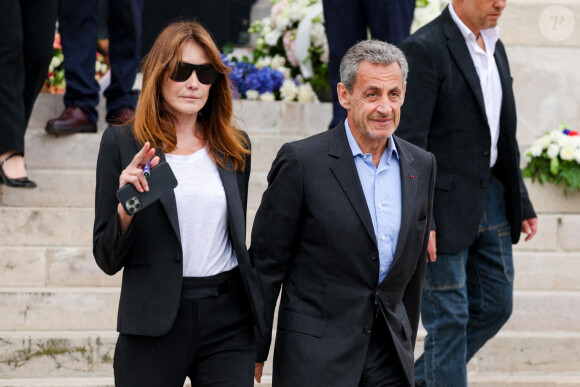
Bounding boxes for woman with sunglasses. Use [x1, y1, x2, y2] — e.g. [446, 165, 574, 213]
[93, 21, 265, 386]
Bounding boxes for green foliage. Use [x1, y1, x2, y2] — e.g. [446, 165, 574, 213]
[523, 150, 580, 195]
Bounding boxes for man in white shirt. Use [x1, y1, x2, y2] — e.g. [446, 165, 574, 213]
[397, 0, 538, 385]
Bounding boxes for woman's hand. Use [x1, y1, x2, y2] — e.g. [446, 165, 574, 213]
[117, 142, 160, 235]
[119, 142, 160, 192]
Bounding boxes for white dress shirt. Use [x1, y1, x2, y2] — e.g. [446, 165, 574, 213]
[449, 2, 503, 167]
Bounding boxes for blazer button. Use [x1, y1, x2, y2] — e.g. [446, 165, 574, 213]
[481, 179, 487, 188]
[364, 325, 371, 334]
[175, 254, 182, 262]
[483, 150, 490, 156]
[370, 252, 378, 260]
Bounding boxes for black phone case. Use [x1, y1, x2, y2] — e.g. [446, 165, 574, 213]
[116, 161, 178, 215]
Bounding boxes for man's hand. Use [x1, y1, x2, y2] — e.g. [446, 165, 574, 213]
[255, 362, 264, 383]
[522, 217, 538, 241]
[428, 230, 437, 262]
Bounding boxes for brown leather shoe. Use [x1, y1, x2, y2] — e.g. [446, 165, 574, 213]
[45, 106, 97, 134]
[106, 107, 135, 126]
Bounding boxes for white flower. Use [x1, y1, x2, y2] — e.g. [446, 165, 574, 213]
[574, 149, 580, 164]
[51, 56, 62, 68]
[547, 143, 560, 159]
[275, 10, 292, 31]
[264, 29, 282, 46]
[271, 54, 286, 70]
[259, 92, 276, 102]
[549, 130, 563, 142]
[280, 79, 298, 101]
[558, 134, 573, 148]
[255, 56, 273, 69]
[297, 82, 319, 103]
[310, 22, 327, 48]
[246, 90, 260, 100]
[277, 66, 291, 79]
[560, 146, 575, 161]
[530, 144, 543, 157]
[286, 3, 305, 22]
[534, 134, 551, 149]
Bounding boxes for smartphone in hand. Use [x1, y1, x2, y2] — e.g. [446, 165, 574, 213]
[116, 161, 178, 215]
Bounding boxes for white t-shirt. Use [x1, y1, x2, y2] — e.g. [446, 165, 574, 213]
[165, 149, 238, 277]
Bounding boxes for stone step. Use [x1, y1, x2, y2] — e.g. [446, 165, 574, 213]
[24, 95, 329, 171]
[0, 378, 114, 387]
[0, 247, 121, 288]
[0, 207, 93, 246]
[1, 170, 95, 208]
[0, 246, 577, 292]
[2, 330, 579, 379]
[0, 288, 118, 331]
[0, 287, 578, 332]
[468, 373, 580, 386]
[2, 373, 580, 387]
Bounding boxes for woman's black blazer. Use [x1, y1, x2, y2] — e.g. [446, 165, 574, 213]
[93, 125, 265, 337]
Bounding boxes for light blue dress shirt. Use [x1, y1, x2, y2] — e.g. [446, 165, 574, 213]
[344, 120, 402, 284]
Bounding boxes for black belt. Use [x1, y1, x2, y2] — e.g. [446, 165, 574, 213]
[181, 268, 242, 300]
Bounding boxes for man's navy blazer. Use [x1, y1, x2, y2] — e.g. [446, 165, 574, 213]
[250, 124, 436, 387]
[397, 7, 535, 254]
[93, 125, 266, 337]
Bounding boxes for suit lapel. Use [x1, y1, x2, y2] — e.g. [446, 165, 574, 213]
[328, 124, 377, 245]
[156, 152, 182, 244]
[125, 130, 182, 243]
[218, 161, 246, 257]
[388, 137, 417, 275]
[442, 8, 487, 119]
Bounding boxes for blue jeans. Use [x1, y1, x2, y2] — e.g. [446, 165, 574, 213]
[415, 177, 514, 387]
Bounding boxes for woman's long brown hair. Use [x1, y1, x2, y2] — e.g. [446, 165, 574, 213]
[133, 21, 249, 170]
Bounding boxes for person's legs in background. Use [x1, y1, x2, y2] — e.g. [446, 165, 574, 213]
[0, 0, 57, 187]
[466, 177, 514, 360]
[415, 177, 514, 387]
[364, 0, 415, 46]
[322, 0, 367, 129]
[105, 0, 143, 125]
[323, 0, 416, 129]
[46, 0, 99, 133]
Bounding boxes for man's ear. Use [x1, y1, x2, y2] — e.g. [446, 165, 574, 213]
[337, 83, 351, 110]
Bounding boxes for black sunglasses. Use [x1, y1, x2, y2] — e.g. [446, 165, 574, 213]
[169, 62, 219, 84]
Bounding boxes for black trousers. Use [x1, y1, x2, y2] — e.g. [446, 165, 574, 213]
[359, 308, 407, 387]
[0, 0, 58, 155]
[114, 268, 256, 387]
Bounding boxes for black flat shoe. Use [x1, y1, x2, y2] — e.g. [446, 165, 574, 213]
[0, 153, 37, 188]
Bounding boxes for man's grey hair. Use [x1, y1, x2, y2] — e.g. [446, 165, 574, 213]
[339, 40, 408, 92]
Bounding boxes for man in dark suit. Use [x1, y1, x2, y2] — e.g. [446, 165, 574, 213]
[251, 40, 436, 387]
[396, 0, 538, 385]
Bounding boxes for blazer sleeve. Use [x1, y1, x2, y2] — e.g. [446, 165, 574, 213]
[403, 152, 437, 346]
[249, 142, 304, 362]
[93, 127, 138, 275]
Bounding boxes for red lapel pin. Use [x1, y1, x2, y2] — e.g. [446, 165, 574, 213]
[411, 175, 415, 179]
